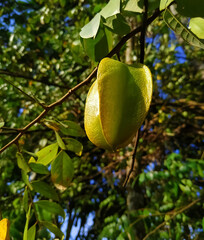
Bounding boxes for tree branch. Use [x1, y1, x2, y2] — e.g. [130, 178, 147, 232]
[0, 8, 164, 154]
[1, 77, 47, 109]
[0, 68, 97, 153]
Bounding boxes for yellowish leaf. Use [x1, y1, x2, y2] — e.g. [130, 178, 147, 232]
[0, 218, 10, 240]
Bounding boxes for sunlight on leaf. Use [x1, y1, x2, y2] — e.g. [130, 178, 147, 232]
[159, 0, 174, 10]
[189, 18, 204, 39]
[29, 143, 58, 165]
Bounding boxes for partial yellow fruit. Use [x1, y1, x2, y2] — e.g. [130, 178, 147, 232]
[84, 57, 152, 150]
[0, 218, 10, 240]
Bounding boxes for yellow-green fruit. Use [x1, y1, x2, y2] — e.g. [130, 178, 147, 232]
[84, 57, 152, 150]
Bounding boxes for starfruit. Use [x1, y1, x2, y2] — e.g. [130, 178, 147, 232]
[84, 57, 152, 150]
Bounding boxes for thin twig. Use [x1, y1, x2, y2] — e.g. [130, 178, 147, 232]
[0, 8, 164, 154]
[1, 77, 47, 109]
[142, 198, 201, 240]
[123, 129, 140, 187]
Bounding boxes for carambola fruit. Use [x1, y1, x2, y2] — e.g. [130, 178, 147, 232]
[84, 57, 152, 150]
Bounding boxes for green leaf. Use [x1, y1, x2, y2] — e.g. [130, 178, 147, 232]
[23, 187, 29, 212]
[160, 0, 174, 10]
[159, 203, 174, 212]
[59, 0, 66, 8]
[34, 200, 65, 219]
[35, 205, 52, 222]
[27, 223, 36, 240]
[202, 217, 204, 231]
[29, 143, 58, 166]
[32, 181, 59, 201]
[179, 184, 191, 194]
[80, 0, 120, 39]
[51, 151, 74, 190]
[22, 170, 33, 190]
[164, 9, 204, 49]
[55, 131, 66, 150]
[0, 120, 4, 128]
[189, 18, 204, 39]
[16, 152, 30, 173]
[29, 162, 49, 174]
[81, 26, 112, 62]
[23, 204, 31, 240]
[104, 14, 130, 36]
[100, 0, 120, 19]
[64, 138, 83, 156]
[59, 120, 85, 137]
[40, 221, 64, 239]
[124, 0, 143, 13]
[139, 172, 146, 184]
[197, 164, 204, 177]
[80, 13, 101, 38]
[176, 0, 204, 18]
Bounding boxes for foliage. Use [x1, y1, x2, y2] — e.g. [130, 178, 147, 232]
[0, 0, 203, 239]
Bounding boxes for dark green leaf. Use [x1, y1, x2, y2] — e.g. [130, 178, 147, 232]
[34, 200, 65, 219]
[104, 14, 130, 36]
[40, 221, 64, 238]
[59, 0, 66, 8]
[29, 162, 49, 174]
[64, 138, 83, 156]
[32, 181, 59, 201]
[59, 120, 85, 137]
[164, 9, 204, 49]
[51, 151, 74, 190]
[176, 0, 204, 18]
[81, 26, 112, 62]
